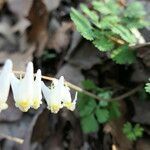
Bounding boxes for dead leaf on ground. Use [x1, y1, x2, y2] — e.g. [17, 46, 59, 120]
[47, 22, 74, 53]
[65, 31, 82, 60]
[7, 0, 33, 18]
[43, 0, 61, 12]
[0, 91, 22, 122]
[131, 62, 150, 83]
[27, 0, 48, 57]
[0, 108, 44, 150]
[136, 139, 150, 150]
[0, 44, 35, 70]
[68, 41, 101, 70]
[132, 99, 150, 125]
[56, 63, 85, 86]
[0, 0, 5, 10]
[0, 16, 30, 52]
[104, 101, 133, 150]
[137, 46, 150, 67]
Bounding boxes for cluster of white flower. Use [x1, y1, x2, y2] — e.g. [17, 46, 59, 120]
[0, 59, 77, 113]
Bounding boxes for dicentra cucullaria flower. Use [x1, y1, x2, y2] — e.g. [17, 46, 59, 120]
[11, 62, 34, 112]
[0, 59, 12, 112]
[42, 76, 77, 113]
[0, 59, 77, 113]
[32, 69, 42, 109]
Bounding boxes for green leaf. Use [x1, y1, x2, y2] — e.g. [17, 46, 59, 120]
[98, 15, 121, 29]
[123, 122, 132, 134]
[145, 82, 150, 94]
[70, 8, 94, 40]
[111, 25, 136, 44]
[122, 17, 148, 29]
[93, 36, 114, 52]
[77, 93, 93, 110]
[81, 114, 99, 133]
[109, 101, 121, 119]
[98, 90, 112, 100]
[80, 4, 99, 22]
[82, 79, 97, 90]
[92, 1, 120, 15]
[111, 46, 136, 64]
[99, 100, 108, 107]
[92, 1, 112, 15]
[96, 108, 109, 123]
[79, 99, 97, 117]
[123, 122, 144, 141]
[125, 2, 146, 18]
[134, 124, 144, 138]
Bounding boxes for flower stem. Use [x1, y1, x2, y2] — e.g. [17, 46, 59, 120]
[13, 71, 142, 102]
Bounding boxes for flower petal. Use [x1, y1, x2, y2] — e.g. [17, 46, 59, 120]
[0, 59, 12, 111]
[11, 62, 34, 112]
[32, 69, 42, 109]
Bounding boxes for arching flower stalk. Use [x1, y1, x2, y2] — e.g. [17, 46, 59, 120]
[0, 59, 13, 112]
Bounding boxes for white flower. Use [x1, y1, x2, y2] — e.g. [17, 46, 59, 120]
[62, 86, 77, 111]
[32, 69, 42, 109]
[41, 77, 64, 113]
[11, 62, 34, 112]
[42, 76, 77, 113]
[60, 76, 77, 111]
[0, 59, 12, 112]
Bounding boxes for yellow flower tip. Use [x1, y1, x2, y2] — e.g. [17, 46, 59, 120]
[32, 99, 41, 109]
[48, 104, 61, 114]
[16, 100, 31, 112]
[64, 101, 75, 111]
[0, 102, 8, 112]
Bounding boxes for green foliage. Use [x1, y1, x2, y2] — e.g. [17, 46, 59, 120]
[78, 80, 121, 133]
[70, 0, 148, 64]
[124, 2, 146, 18]
[93, 36, 114, 51]
[145, 80, 150, 94]
[95, 108, 109, 123]
[70, 8, 94, 40]
[110, 25, 136, 44]
[111, 46, 136, 64]
[81, 114, 99, 133]
[123, 122, 144, 141]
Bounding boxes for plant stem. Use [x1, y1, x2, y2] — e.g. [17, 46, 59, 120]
[13, 71, 142, 102]
[0, 133, 24, 144]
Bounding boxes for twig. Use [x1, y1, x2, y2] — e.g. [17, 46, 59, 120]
[13, 71, 142, 102]
[131, 42, 150, 49]
[0, 133, 24, 144]
[108, 85, 142, 101]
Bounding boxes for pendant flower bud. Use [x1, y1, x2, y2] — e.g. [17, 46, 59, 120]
[41, 77, 64, 113]
[32, 69, 42, 109]
[11, 62, 34, 112]
[0, 59, 12, 112]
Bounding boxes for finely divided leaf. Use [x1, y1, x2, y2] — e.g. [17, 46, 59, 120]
[111, 46, 136, 64]
[70, 8, 94, 40]
[125, 2, 146, 18]
[111, 25, 136, 44]
[145, 82, 150, 94]
[93, 36, 114, 51]
[80, 4, 99, 22]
